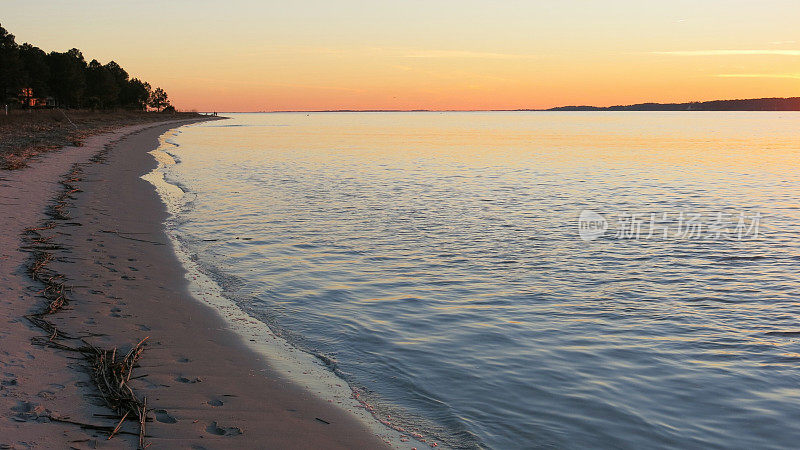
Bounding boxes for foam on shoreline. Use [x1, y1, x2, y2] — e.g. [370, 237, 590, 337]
[143, 127, 429, 449]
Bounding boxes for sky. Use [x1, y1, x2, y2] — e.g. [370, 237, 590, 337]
[3, 0, 799, 111]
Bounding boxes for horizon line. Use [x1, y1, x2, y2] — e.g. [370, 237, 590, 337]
[194, 95, 800, 114]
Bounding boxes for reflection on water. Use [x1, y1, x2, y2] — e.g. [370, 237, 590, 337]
[164, 112, 800, 449]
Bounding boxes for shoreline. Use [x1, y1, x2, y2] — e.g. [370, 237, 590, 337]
[146, 128, 427, 448]
[0, 120, 396, 448]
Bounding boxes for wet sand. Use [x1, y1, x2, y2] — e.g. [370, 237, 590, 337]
[0, 119, 390, 448]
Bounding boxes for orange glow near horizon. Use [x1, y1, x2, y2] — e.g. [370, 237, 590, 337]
[3, 1, 799, 111]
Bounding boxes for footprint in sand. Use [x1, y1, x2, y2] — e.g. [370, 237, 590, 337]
[175, 376, 202, 383]
[206, 421, 242, 436]
[138, 377, 161, 390]
[154, 409, 178, 424]
[37, 390, 55, 400]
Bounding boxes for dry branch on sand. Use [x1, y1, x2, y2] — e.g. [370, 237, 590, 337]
[83, 337, 150, 446]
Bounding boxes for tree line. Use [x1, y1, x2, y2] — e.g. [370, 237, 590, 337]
[0, 24, 171, 111]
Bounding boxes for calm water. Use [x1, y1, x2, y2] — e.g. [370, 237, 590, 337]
[160, 112, 800, 449]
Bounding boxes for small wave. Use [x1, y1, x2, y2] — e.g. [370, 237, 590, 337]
[715, 255, 767, 261]
[163, 151, 182, 164]
[765, 331, 800, 337]
[688, 296, 740, 303]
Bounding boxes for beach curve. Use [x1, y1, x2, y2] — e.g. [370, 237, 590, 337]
[0, 118, 395, 448]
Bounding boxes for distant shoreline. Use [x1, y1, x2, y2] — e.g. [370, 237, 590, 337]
[543, 97, 800, 112]
[228, 96, 800, 113]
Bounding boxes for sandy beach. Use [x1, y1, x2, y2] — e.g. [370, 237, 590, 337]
[0, 119, 390, 448]
[5, 3, 800, 447]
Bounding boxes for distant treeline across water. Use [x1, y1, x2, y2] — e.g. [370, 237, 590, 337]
[0, 24, 171, 111]
[546, 97, 800, 111]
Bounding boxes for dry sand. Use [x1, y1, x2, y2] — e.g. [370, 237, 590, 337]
[0, 110, 204, 170]
[0, 119, 391, 448]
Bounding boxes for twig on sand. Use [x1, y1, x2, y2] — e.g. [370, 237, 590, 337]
[139, 397, 147, 449]
[48, 416, 139, 436]
[108, 411, 129, 440]
[99, 230, 165, 245]
[25, 315, 74, 340]
[24, 223, 57, 232]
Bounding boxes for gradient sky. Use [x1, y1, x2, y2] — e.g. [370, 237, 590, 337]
[3, 1, 799, 111]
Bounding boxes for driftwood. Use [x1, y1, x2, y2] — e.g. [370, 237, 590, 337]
[108, 411, 129, 440]
[48, 415, 139, 436]
[82, 337, 149, 446]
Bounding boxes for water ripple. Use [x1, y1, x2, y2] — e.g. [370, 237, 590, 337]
[164, 112, 800, 449]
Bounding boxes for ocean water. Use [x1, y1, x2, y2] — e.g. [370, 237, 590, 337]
[157, 112, 800, 449]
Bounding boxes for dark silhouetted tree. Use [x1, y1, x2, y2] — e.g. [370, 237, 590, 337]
[122, 78, 151, 110]
[19, 43, 50, 100]
[47, 48, 87, 107]
[104, 61, 128, 91]
[148, 87, 170, 111]
[86, 59, 119, 108]
[0, 25, 24, 104]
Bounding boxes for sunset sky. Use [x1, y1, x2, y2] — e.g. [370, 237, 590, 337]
[3, 1, 799, 111]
